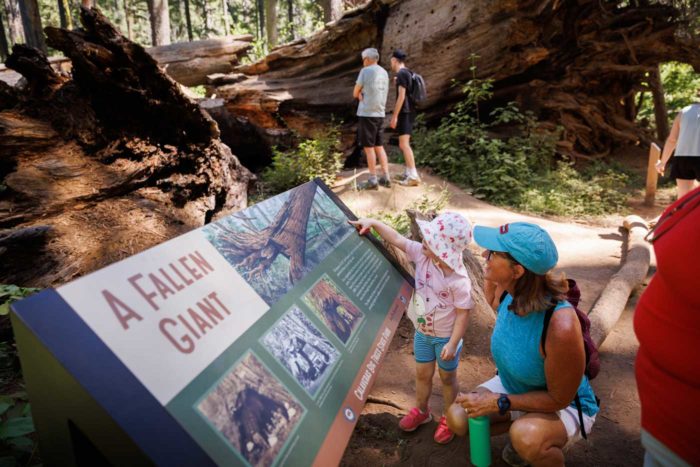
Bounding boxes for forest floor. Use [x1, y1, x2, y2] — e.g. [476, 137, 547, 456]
[335, 151, 672, 466]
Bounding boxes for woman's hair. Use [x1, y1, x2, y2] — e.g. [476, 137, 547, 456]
[509, 269, 568, 315]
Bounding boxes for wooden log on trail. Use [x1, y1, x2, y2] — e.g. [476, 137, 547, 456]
[0, 7, 252, 288]
[588, 215, 651, 348]
[212, 0, 700, 165]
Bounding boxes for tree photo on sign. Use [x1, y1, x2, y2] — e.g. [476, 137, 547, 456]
[261, 306, 340, 396]
[203, 182, 354, 304]
[196, 352, 305, 467]
[302, 275, 364, 345]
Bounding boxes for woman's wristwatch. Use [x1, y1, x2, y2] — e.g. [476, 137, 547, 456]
[497, 394, 511, 415]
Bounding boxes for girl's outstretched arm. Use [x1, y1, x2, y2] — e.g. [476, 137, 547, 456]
[349, 218, 408, 252]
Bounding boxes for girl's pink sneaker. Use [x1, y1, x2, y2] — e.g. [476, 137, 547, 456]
[399, 407, 432, 431]
[434, 415, 455, 444]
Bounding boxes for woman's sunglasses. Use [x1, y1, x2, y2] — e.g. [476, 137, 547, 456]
[486, 250, 519, 264]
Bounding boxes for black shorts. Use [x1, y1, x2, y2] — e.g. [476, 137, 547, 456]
[397, 112, 416, 136]
[670, 156, 700, 181]
[358, 117, 384, 148]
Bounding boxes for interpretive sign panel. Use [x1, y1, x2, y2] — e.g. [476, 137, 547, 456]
[11, 180, 413, 467]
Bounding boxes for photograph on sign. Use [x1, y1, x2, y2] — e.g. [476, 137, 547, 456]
[302, 275, 365, 345]
[203, 184, 354, 305]
[196, 352, 305, 467]
[261, 306, 340, 397]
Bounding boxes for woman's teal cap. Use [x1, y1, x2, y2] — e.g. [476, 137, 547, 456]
[473, 222, 558, 275]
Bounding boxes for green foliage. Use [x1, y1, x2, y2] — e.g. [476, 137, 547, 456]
[0, 392, 36, 467]
[373, 188, 451, 237]
[261, 124, 344, 194]
[637, 62, 700, 130]
[412, 71, 630, 216]
[0, 286, 39, 317]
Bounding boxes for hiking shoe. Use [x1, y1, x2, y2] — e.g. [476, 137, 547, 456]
[393, 172, 409, 182]
[502, 441, 529, 467]
[399, 407, 432, 432]
[378, 177, 392, 188]
[399, 176, 420, 187]
[433, 415, 455, 444]
[357, 179, 378, 191]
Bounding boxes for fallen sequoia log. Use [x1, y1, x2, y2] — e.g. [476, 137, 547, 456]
[210, 0, 700, 164]
[0, 7, 252, 288]
[0, 35, 253, 87]
[588, 215, 651, 348]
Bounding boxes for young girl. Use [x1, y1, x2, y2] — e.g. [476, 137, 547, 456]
[350, 212, 474, 444]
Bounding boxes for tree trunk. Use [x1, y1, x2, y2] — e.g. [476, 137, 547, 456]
[0, 10, 9, 60]
[202, 0, 212, 38]
[183, 0, 193, 40]
[1, 8, 252, 287]
[123, 0, 133, 39]
[147, 0, 171, 46]
[18, 0, 46, 53]
[648, 65, 670, 142]
[221, 0, 229, 35]
[57, 0, 73, 29]
[320, 0, 342, 23]
[146, 35, 253, 86]
[3, 0, 23, 46]
[210, 0, 700, 164]
[256, 0, 264, 41]
[264, 0, 277, 48]
[286, 0, 294, 41]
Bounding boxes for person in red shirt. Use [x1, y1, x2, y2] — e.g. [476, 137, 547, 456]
[635, 185, 700, 466]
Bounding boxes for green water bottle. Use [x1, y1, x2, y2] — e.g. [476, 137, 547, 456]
[468, 416, 491, 466]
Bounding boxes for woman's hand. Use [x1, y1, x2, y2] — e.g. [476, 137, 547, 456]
[655, 160, 666, 175]
[456, 390, 500, 418]
[440, 342, 457, 361]
[348, 219, 374, 235]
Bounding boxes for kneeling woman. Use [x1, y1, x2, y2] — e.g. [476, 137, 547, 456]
[453, 222, 598, 466]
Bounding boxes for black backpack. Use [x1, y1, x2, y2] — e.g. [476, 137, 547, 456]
[409, 71, 427, 103]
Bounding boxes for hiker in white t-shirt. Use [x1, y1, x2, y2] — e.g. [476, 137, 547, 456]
[656, 102, 700, 199]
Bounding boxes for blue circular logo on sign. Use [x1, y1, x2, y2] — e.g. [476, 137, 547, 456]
[344, 407, 355, 422]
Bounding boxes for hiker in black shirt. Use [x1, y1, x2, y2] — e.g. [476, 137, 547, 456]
[390, 49, 421, 186]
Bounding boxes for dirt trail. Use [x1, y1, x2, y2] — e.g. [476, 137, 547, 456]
[335, 164, 656, 466]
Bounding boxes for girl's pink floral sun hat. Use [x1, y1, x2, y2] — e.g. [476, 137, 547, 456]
[416, 212, 473, 277]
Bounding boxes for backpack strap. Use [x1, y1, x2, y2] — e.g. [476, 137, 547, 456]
[498, 290, 508, 304]
[543, 303, 591, 441]
[540, 302, 557, 357]
[574, 395, 588, 440]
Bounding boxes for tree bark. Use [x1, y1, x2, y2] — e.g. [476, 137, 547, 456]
[588, 216, 651, 349]
[210, 0, 700, 164]
[648, 65, 670, 142]
[18, 0, 46, 53]
[3, 0, 23, 46]
[57, 0, 73, 29]
[320, 0, 342, 23]
[1, 7, 252, 287]
[264, 0, 277, 48]
[147, 0, 172, 46]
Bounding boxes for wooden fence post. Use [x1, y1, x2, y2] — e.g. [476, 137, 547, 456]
[645, 142, 661, 206]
